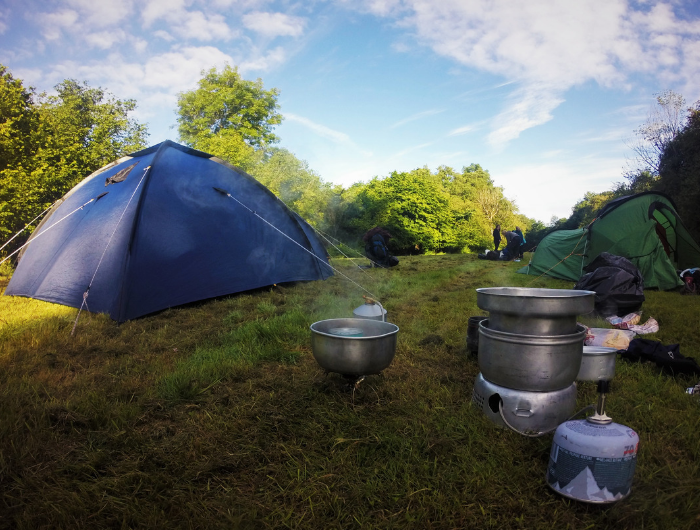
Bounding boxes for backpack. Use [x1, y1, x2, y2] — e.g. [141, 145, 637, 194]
[680, 268, 700, 295]
[574, 253, 645, 316]
[370, 234, 388, 260]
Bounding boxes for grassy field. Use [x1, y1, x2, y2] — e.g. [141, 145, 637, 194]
[1, 254, 699, 529]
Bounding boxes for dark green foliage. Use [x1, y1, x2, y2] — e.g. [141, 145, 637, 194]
[348, 169, 465, 253]
[342, 165, 533, 254]
[658, 107, 700, 243]
[0, 66, 148, 255]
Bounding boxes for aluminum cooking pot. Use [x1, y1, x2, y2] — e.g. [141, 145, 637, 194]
[476, 287, 595, 335]
[472, 373, 577, 435]
[352, 303, 388, 321]
[576, 346, 618, 382]
[310, 318, 399, 376]
[478, 320, 586, 392]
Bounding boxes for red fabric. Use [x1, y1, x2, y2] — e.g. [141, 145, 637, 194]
[362, 227, 392, 242]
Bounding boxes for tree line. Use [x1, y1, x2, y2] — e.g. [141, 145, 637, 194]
[1, 64, 536, 262]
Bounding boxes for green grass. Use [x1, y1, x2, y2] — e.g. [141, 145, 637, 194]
[1, 254, 699, 529]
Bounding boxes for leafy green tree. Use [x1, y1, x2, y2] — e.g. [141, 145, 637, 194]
[176, 65, 282, 169]
[250, 148, 339, 230]
[0, 65, 37, 173]
[347, 169, 468, 253]
[0, 70, 148, 255]
[566, 191, 617, 228]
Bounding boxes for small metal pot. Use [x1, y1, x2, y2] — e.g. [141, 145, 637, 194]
[576, 346, 618, 382]
[352, 303, 388, 321]
[310, 318, 399, 376]
[478, 320, 586, 392]
[472, 373, 577, 434]
[466, 316, 488, 354]
[476, 287, 595, 335]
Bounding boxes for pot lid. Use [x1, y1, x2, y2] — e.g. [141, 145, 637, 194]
[353, 303, 387, 317]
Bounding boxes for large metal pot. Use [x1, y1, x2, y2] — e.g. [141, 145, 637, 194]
[478, 320, 586, 391]
[576, 346, 618, 382]
[310, 318, 399, 376]
[472, 373, 577, 434]
[476, 287, 595, 335]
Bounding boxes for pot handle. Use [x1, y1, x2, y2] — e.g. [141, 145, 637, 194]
[498, 400, 554, 438]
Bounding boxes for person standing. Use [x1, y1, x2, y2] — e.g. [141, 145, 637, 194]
[514, 226, 525, 261]
[493, 224, 501, 250]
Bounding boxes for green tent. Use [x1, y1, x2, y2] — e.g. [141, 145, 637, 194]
[518, 192, 700, 290]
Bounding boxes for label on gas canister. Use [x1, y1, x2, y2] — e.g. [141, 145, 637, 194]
[546, 421, 638, 503]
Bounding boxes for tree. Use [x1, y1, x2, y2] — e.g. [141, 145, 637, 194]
[346, 169, 471, 253]
[657, 106, 700, 242]
[623, 90, 686, 189]
[250, 148, 339, 231]
[0, 65, 37, 173]
[176, 65, 282, 169]
[0, 69, 148, 255]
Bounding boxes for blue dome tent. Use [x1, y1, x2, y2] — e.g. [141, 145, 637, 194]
[5, 141, 332, 322]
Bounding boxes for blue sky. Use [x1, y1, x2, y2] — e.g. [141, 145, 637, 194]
[2, 0, 700, 223]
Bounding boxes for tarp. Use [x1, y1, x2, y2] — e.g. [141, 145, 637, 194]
[519, 192, 700, 290]
[5, 141, 332, 321]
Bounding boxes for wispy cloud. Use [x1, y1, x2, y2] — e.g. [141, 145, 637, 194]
[285, 113, 352, 144]
[357, 0, 700, 146]
[243, 12, 306, 38]
[447, 122, 481, 136]
[392, 141, 435, 158]
[389, 108, 444, 128]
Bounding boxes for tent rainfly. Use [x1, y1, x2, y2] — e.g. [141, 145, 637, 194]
[4, 141, 332, 321]
[518, 191, 700, 291]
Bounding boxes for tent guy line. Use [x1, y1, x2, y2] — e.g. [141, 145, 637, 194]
[307, 226, 378, 281]
[213, 186, 379, 301]
[0, 201, 59, 255]
[71, 166, 151, 336]
[0, 197, 97, 267]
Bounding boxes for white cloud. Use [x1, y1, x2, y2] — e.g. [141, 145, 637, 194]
[153, 30, 174, 41]
[63, 0, 135, 27]
[242, 12, 306, 38]
[36, 9, 79, 40]
[172, 11, 233, 41]
[238, 46, 288, 73]
[132, 38, 149, 53]
[353, 0, 700, 146]
[140, 1, 234, 41]
[392, 141, 435, 158]
[141, 0, 187, 27]
[285, 113, 352, 144]
[0, 8, 8, 34]
[487, 84, 564, 148]
[37, 46, 234, 105]
[84, 29, 128, 50]
[447, 123, 480, 136]
[389, 108, 444, 128]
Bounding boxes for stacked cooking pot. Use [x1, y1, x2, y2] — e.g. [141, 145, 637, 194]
[472, 287, 595, 435]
